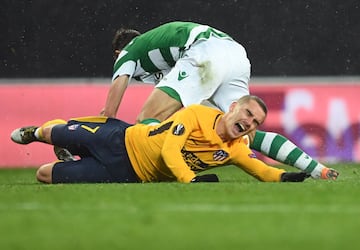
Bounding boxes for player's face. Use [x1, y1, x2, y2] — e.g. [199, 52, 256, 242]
[224, 100, 266, 140]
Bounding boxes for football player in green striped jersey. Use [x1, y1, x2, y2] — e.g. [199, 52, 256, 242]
[99, 21, 338, 180]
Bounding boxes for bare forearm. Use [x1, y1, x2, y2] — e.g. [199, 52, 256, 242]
[102, 75, 129, 118]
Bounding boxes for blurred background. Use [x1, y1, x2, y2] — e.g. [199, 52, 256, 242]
[2, 0, 359, 77]
[1, 0, 360, 166]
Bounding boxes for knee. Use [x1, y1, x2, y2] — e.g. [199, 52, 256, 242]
[36, 163, 55, 184]
[40, 126, 53, 142]
[39, 119, 66, 143]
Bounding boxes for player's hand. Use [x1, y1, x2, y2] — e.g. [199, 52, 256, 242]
[280, 172, 311, 182]
[321, 168, 339, 180]
[191, 174, 219, 182]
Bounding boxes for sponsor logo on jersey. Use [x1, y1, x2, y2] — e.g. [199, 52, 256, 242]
[213, 150, 229, 161]
[154, 72, 164, 83]
[178, 71, 189, 81]
[172, 124, 185, 135]
[181, 149, 209, 170]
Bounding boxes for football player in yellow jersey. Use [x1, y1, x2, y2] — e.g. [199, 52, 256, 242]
[11, 95, 312, 184]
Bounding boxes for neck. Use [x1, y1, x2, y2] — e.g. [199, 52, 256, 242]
[216, 117, 228, 142]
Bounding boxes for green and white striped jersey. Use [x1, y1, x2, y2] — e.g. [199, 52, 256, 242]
[112, 21, 233, 82]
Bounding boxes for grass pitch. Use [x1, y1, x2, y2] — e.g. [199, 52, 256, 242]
[1, 163, 360, 250]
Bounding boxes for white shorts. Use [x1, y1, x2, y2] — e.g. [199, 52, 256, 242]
[156, 36, 250, 112]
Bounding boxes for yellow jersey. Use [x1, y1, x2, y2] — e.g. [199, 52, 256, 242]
[125, 105, 285, 183]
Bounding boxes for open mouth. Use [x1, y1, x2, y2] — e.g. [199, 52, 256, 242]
[235, 122, 245, 133]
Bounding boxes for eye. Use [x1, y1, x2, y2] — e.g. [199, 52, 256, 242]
[246, 109, 260, 127]
[246, 109, 252, 116]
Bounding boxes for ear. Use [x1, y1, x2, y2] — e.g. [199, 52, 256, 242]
[113, 50, 121, 59]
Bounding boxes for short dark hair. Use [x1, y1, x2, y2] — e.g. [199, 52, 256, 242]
[112, 28, 141, 52]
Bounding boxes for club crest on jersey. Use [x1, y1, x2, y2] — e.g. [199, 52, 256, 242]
[213, 150, 229, 161]
[172, 124, 185, 135]
[178, 71, 189, 81]
[68, 124, 80, 131]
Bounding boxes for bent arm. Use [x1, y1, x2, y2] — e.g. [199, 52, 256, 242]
[232, 143, 285, 182]
[160, 109, 198, 183]
[101, 75, 130, 118]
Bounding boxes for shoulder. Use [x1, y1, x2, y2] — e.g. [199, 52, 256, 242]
[184, 105, 223, 123]
[186, 104, 222, 113]
[192, 104, 223, 115]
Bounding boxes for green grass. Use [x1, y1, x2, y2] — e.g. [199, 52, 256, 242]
[1, 164, 360, 250]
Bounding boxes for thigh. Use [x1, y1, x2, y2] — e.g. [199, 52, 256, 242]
[156, 37, 250, 107]
[52, 158, 114, 183]
[51, 117, 110, 147]
[51, 117, 130, 155]
[156, 54, 215, 107]
[208, 81, 250, 113]
[137, 88, 182, 122]
[52, 157, 139, 184]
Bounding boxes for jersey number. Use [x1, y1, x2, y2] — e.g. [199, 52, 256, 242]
[81, 125, 100, 134]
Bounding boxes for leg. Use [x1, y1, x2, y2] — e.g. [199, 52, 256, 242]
[23, 116, 110, 151]
[36, 162, 55, 183]
[10, 119, 66, 145]
[136, 88, 182, 123]
[38, 158, 115, 184]
[40, 124, 58, 144]
[250, 130, 339, 180]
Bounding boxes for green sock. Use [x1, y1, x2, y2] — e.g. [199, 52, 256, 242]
[140, 118, 160, 125]
[251, 130, 325, 178]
